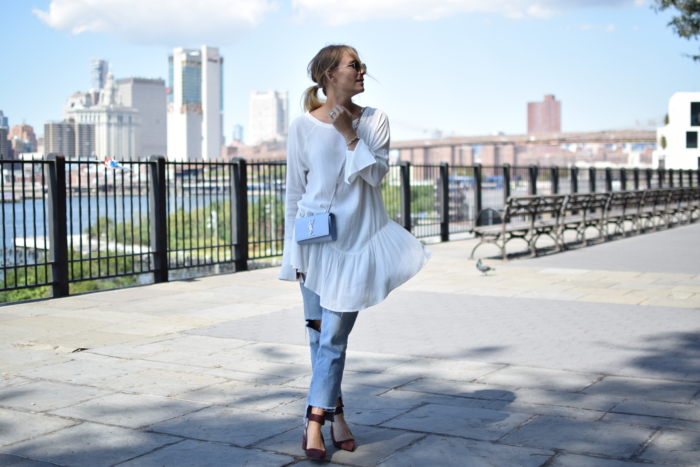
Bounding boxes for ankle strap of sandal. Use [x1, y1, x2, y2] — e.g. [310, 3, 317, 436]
[306, 406, 326, 425]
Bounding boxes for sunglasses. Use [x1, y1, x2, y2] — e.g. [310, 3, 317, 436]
[338, 61, 367, 73]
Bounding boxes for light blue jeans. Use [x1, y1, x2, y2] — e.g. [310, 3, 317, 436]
[300, 279, 358, 422]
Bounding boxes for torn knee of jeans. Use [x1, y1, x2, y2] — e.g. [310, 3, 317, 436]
[306, 319, 321, 333]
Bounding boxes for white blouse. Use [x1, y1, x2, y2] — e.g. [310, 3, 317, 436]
[279, 107, 432, 311]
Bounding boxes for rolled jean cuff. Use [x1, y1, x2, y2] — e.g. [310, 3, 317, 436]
[305, 403, 337, 423]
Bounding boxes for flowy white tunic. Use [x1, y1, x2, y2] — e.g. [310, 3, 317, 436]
[279, 107, 432, 312]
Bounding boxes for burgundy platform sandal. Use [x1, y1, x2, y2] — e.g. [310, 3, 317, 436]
[302, 407, 327, 460]
[330, 401, 356, 452]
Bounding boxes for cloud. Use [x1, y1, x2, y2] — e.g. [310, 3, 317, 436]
[33, 0, 276, 46]
[291, 0, 643, 25]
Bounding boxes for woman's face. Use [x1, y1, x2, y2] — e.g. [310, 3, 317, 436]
[330, 52, 365, 96]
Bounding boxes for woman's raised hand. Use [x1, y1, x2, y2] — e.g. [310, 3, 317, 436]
[330, 105, 357, 143]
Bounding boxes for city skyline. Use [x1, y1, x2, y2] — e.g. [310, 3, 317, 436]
[2, 1, 699, 144]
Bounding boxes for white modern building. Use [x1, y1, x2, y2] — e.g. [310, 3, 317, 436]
[249, 90, 288, 145]
[167, 46, 223, 161]
[65, 66, 141, 160]
[654, 92, 700, 170]
[117, 78, 167, 159]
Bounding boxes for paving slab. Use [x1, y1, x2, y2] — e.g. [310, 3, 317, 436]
[175, 380, 306, 411]
[477, 366, 600, 392]
[602, 412, 700, 432]
[381, 358, 504, 382]
[377, 388, 493, 410]
[118, 439, 294, 466]
[17, 359, 141, 385]
[503, 387, 623, 411]
[93, 369, 226, 397]
[49, 393, 207, 429]
[583, 376, 700, 403]
[639, 429, 700, 466]
[0, 456, 61, 467]
[0, 409, 76, 447]
[611, 399, 700, 421]
[132, 335, 252, 355]
[398, 378, 515, 401]
[377, 435, 553, 467]
[501, 415, 655, 457]
[0, 381, 113, 412]
[254, 424, 424, 467]
[548, 453, 665, 467]
[148, 406, 300, 447]
[3, 422, 178, 467]
[381, 403, 532, 441]
[219, 357, 311, 379]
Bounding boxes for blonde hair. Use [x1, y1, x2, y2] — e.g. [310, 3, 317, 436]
[302, 44, 362, 112]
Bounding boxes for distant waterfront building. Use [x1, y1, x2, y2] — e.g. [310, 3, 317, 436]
[249, 90, 288, 145]
[9, 124, 38, 155]
[65, 66, 141, 160]
[44, 121, 96, 159]
[90, 58, 108, 91]
[117, 78, 167, 158]
[167, 46, 223, 161]
[528, 94, 561, 134]
[232, 124, 244, 143]
[0, 111, 9, 159]
[654, 92, 700, 169]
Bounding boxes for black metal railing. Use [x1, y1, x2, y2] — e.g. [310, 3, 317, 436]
[1, 155, 698, 303]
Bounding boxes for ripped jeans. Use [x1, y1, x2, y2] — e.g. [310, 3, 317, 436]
[300, 278, 358, 422]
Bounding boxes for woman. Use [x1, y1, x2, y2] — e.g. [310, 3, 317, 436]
[279, 44, 431, 459]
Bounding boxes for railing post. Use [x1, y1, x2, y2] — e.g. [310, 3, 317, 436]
[46, 153, 69, 297]
[439, 162, 450, 242]
[149, 155, 169, 283]
[620, 168, 627, 191]
[399, 161, 412, 231]
[528, 164, 538, 195]
[646, 168, 653, 189]
[230, 157, 249, 272]
[605, 167, 613, 192]
[668, 168, 675, 188]
[633, 168, 640, 190]
[658, 167, 665, 188]
[571, 166, 579, 193]
[551, 166, 559, 194]
[474, 163, 483, 226]
[589, 167, 596, 193]
[503, 163, 511, 204]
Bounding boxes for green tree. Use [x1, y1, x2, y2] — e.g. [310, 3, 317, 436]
[654, 0, 700, 60]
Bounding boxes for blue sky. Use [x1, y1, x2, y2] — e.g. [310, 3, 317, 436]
[1, 0, 699, 142]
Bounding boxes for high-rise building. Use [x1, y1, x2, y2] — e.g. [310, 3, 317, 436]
[0, 110, 9, 159]
[44, 121, 95, 159]
[167, 46, 223, 161]
[65, 66, 141, 160]
[9, 125, 38, 153]
[249, 90, 288, 145]
[117, 78, 167, 158]
[527, 94, 561, 134]
[232, 124, 244, 143]
[90, 58, 108, 91]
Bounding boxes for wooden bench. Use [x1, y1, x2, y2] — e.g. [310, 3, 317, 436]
[605, 189, 646, 238]
[470, 194, 567, 260]
[559, 192, 610, 247]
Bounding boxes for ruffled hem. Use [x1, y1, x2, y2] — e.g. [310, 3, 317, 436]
[284, 220, 432, 312]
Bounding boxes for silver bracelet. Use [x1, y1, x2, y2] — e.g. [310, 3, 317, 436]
[346, 136, 359, 147]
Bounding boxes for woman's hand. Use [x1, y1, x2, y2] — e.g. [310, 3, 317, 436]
[329, 105, 358, 146]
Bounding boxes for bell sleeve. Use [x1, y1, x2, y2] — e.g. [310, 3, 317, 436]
[344, 111, 390, 187]
[278, 124, 307, 281]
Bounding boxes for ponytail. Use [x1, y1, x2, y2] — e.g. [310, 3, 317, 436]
[303, 85, 323, 112]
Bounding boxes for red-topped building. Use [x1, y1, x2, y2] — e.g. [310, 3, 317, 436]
[528, 94, 561, 134]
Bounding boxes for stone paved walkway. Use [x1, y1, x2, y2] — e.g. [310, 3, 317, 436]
[1, 223, 699, 466]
